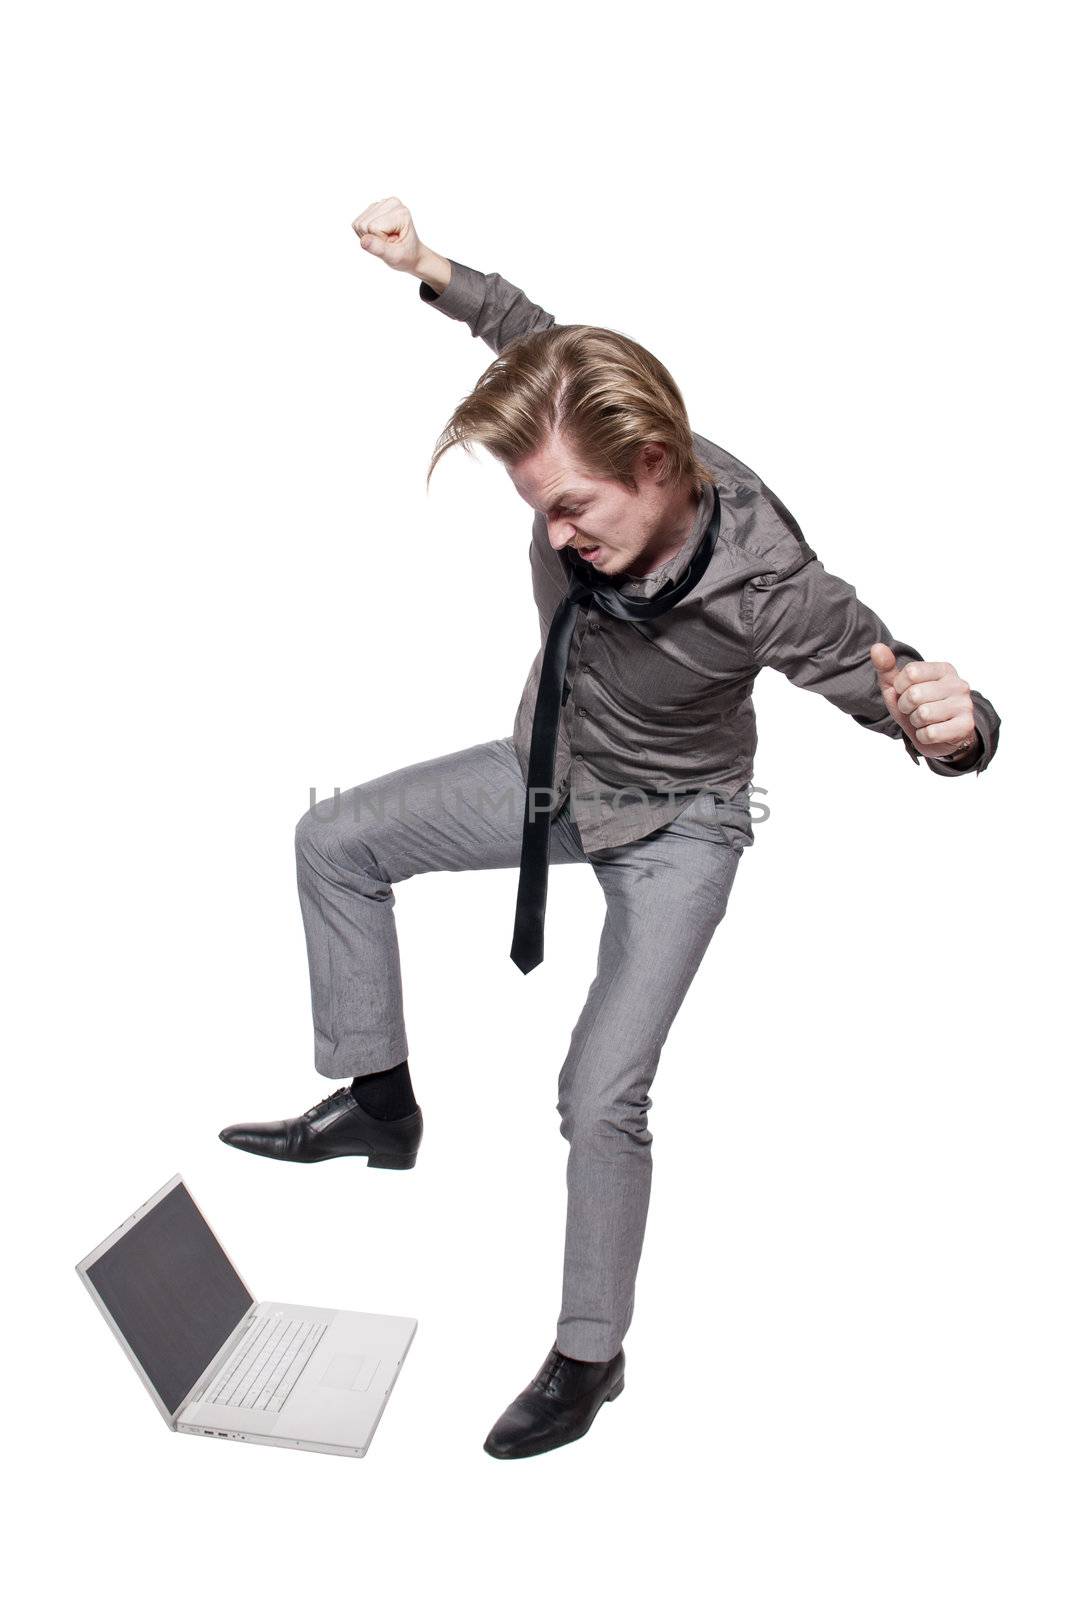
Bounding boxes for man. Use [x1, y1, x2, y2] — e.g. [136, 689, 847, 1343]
[219, 197, 1001, 1459]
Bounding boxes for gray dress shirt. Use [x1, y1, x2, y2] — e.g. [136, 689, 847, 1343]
[420, 260, 1001, 852]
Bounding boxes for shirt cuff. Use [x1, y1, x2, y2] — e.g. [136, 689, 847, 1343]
[417, 258, 488, 329]
[925, 733, 983, 774]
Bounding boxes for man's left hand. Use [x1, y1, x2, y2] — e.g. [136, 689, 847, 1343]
[870, 642, 980, 761]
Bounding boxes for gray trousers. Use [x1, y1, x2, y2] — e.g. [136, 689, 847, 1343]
[295, 736, 752, 1362]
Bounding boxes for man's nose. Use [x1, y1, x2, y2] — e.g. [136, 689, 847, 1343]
[546, 520, 575, 552]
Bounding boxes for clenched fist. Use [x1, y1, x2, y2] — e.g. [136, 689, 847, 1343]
[870, 642, 981, 762]
[351, 196, 425, 274]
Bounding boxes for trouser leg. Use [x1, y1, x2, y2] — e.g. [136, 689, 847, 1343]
[294, 736, 586, 1079]
[554, 811, 746, 1361]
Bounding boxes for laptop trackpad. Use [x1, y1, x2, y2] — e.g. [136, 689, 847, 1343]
[319, 1352, 379, 1393]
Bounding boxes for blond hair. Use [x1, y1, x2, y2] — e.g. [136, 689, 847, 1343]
[425, 323, 714, 496]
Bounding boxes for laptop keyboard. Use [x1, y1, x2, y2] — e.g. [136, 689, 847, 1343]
[203, 1312, 328, 1412]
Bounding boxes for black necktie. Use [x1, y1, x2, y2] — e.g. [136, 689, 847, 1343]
[510, 482, 722, 973]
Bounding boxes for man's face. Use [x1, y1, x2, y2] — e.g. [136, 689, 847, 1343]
[506, 433, 698, 581]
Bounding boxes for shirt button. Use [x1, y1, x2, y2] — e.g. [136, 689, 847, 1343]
[589, 620, 600, 632]
[577, 707, 587, 717]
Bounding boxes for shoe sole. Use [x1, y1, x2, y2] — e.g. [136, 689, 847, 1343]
[219, 1137, 418, 1169]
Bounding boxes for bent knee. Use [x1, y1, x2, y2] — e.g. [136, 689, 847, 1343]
[295, 795, 343, 857]
[295, 789, 386, 885]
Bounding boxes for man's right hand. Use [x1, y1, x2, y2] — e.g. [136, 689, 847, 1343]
[350, 197, 451, 292]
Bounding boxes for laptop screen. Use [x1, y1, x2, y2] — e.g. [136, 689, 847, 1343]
[85, 1181, 254, 1417]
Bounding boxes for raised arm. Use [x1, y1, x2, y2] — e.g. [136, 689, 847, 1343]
[351, 196, 557, 356]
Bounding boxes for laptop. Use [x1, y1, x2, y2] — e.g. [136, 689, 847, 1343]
[76, 1174, 417, 1459]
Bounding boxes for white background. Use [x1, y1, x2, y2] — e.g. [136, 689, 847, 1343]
[4, 2, 1067, 1595]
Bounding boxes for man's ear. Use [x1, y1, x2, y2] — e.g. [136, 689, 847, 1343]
[636, 441, 670, 486]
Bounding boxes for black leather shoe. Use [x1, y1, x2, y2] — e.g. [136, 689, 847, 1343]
[218, 1086, 422, 1169]
[483, 1344, 625, 1459]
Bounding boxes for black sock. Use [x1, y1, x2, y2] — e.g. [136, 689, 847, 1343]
[350, 1059, 417, 1120]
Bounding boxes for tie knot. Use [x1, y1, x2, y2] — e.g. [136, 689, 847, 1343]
[567, 571, 597, 606]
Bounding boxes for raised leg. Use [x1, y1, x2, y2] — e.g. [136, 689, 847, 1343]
[295, 736, 586, 1079]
